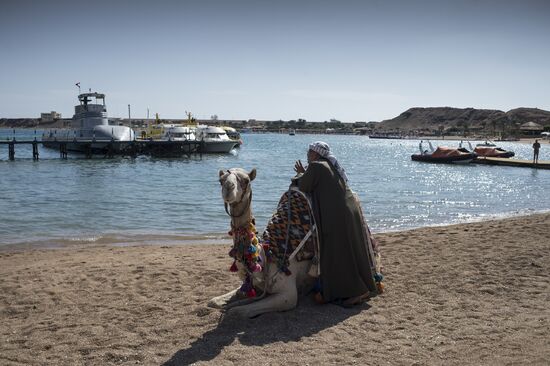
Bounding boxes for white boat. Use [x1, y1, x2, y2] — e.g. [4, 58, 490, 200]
[289, 129, 296, 136]
[42, 92, 135, 153]
[160, 124, 196, 141]
[195, 125, 238, 153]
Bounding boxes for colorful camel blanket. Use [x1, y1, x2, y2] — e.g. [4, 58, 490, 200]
[261, 187, 318, 274]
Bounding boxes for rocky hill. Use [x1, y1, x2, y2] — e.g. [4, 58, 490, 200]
[375, 107, 550, 133]
[0, 118, 67, 128]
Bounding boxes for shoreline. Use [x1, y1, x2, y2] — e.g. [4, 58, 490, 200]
[2, 209, 549, 252]
[1, 213, 549, 365]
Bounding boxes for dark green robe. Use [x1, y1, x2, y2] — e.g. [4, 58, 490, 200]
[297, 159, 377, 301]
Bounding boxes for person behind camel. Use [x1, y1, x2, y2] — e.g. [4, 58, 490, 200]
[533, 139, 541, 164]
[294, 141, 377, 306]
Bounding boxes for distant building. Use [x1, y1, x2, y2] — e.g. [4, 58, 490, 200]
[40, 111, 62, 122]
[520, 121, 543, 135]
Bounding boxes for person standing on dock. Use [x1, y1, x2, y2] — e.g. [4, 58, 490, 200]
[533, 139, 541, 164]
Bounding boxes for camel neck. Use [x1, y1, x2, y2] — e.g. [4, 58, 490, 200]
[231, 209, 252, 229]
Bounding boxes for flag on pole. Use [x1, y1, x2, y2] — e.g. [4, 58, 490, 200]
[75, 82, 80, 87]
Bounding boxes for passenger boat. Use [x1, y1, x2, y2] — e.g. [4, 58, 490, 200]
[160, 124, 196, 141]
[195, 125, 239, 153]
[411, 140, 477, 164]
[42, 92, 135, 153]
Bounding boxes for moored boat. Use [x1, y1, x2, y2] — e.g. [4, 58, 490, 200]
[461, 140, 515, 158]
[474, 146, 515, 158]
[411, 140, 477, 164]
[42, 91, 135, 153]
[160, 124, 196, 141]
[195, 125, 238, 153]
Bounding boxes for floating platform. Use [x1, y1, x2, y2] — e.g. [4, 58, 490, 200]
[473, 157, 550, 170]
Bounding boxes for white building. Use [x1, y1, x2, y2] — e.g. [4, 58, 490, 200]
[40, 111, 62, 122]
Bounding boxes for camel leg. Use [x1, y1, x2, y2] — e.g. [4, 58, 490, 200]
[208, 288, 248, 309]
[229, 279, 298, 318]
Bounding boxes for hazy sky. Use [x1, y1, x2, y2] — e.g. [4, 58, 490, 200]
[1, 0, 549, 122]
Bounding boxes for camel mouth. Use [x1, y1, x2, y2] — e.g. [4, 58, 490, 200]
[222, 192, 239, 204]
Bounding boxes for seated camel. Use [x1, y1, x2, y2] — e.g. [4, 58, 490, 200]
[208, 168, 319, 318]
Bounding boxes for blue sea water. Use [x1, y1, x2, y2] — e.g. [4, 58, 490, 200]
[1, 128, 549, 248]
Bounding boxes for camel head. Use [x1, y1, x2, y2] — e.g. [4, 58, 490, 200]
[218, 168, 256, 205]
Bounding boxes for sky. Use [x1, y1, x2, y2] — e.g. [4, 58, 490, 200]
[1, 0, 549, 122]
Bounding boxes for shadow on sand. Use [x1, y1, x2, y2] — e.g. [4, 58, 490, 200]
[162, 297, 370, 365]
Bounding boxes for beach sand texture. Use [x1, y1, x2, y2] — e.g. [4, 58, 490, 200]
[1, 213, 549, 365]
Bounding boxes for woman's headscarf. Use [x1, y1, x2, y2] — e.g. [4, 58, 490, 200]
[308, 141, 349, 183]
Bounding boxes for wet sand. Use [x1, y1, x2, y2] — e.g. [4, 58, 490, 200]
[1, 213, 549, 365]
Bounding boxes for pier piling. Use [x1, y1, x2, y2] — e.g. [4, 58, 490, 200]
[32, 141, 39, 160]
[8, 141, 15, 161]
[59, 143, 68, 159]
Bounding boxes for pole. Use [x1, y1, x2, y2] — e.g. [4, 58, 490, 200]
[128, 104, 131, 127]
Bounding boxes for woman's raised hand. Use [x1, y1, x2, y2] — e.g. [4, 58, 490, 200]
[294, 160, 306, 174]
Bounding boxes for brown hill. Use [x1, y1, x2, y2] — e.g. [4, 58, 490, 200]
[376, 107, 550, 134]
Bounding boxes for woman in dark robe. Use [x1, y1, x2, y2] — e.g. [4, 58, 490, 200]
[294, 141, 377, 305]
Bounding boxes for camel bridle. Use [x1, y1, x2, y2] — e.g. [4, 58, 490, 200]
[222, 170, 252, 218]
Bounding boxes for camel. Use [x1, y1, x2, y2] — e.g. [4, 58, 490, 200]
[208, 168, 318, 318]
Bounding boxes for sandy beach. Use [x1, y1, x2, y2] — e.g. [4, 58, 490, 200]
[1, 213, 549, 365]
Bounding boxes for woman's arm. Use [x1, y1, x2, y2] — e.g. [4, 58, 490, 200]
[298, 161, 321, 193]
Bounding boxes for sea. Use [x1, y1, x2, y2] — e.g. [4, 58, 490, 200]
[1, 128, 549, 249]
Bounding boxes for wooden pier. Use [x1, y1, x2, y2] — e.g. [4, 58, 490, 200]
[473, 157, 550, 170]
[0, 139, 204, 160]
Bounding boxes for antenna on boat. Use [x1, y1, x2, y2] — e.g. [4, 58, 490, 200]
[75, 82, 81, 94]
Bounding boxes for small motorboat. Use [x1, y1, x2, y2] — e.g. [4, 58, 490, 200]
[474, 146, 515, 158]
[411, 140, 477, 164]
[460, 140, 515, 158]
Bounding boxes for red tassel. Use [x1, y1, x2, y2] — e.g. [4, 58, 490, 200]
[247, 288, 256, 298]
[250, 263, 262, 272]
[229, 261, 238, 272]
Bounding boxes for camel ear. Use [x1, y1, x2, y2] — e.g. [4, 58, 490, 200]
[219, 170, 225, 178]
[248, 168, 257, 181]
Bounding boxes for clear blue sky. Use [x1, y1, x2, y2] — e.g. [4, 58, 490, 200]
[1, 0, 549, 122]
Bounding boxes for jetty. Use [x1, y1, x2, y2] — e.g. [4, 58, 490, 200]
[0, 139, 203, 160]
[473, 157, 550, 170]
